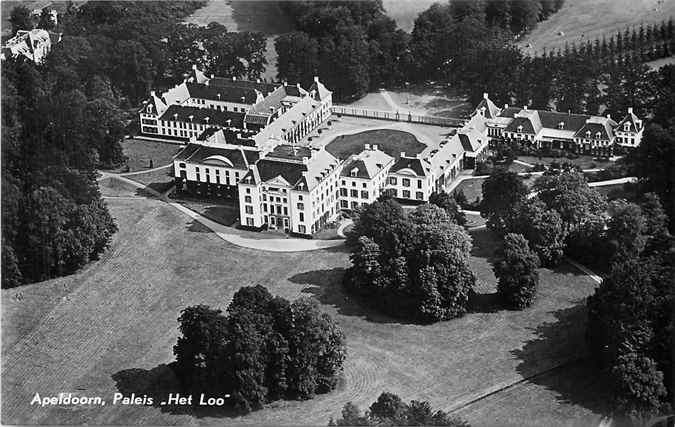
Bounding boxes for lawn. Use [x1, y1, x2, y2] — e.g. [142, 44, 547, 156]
[2, 196, 603, 426]
[99, 177, 149, 198]
[517, 0, 675, 57]
[119, 139, 182, 173]
[385, 86, 472, 119]
[125, 167, 175, 194]
[175, 197, 240, 227]
[454, 177, 487, 205]
[325, 129, 426, 160]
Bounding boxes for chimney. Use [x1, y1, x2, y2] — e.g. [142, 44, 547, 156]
[296, 83, 301, 90]
[523, 105, 528, 110]
[256, 78, 260, 83]
[217, 93, 221, 99]
[302, 157, 308, 164]
[364, 143, 370, 150]
[283, 81, 287, 87]
[373, 144, 378, 150]
[400, 151, 406, 158]
[204, 117, 210, 123]
[628, 107, 633, 114]
[606, 114, 611, 119]
[504, 104, 508, 109]
[314, 76, 319, 83]
[188, 115, 194, 121]
[150, 90, 156, 96]
[483, 92, 488, 100]
[231, 76, 235, 81]
[191, 64, 197, 70]
[205, 80, 209, 86]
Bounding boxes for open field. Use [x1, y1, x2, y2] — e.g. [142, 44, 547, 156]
[125, 168, 175, 194]
[646, 55, 675, 70]
[325, 129, 426, 160]
[454, 177, 487, 205]
[518, 0, 675, 56]
[119, 139, 182, 173]
[2, 193, 604, 425]
[385, 87, 472, 118]
[99, 177, 149, 198]
[381, 0, 438, 33]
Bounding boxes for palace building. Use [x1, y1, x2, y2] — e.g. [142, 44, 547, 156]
[475, 93, 644, 156]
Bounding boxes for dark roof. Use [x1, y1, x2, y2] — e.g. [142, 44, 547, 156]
[499, 107, 522, 118]
[474, 97, 500, 119]
[159, 105, 245, 128]
[255, 159, 307, 186]
[538, 111, 589, 131]
[616, 111, 643, 132]
[505, 117, 537, 134]
[341, 159, 370, 179]
[390, 157, 428, 176]
[174, 143, 202, 161]
[458, 134, 474, 151]
[207, 78, 278, 94]
[186, 82, 259, 104]
[266, 145, 312, 161]
[177, 144, 259, 169]
[574, 122, 613, 140]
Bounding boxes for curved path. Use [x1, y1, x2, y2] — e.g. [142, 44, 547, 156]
[99, 171, 345, 252]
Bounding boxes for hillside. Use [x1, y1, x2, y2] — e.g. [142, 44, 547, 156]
[517, 0, 675, 56]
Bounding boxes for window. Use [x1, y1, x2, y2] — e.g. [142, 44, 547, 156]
[351, 201, 358, 209]
[402, 178, 410, 187]
[416, 191, 424, 200]
[298, 195, 303, 201]
[246, 218, 254, 226]
[283, 207, 288, 216]
[299, 212, 304, 222]
[245, 206, 253, 214]
[297, 202, 304, 210]
[403, 190, 411, 198]
[340, 200, 348, 208]
[341, 180, 346, 186]
[350, 189, 358, 197]
[244, 196, 252, 203]
[340, 188, 347, 196]
[361, 190, 368, 199]
[246, 188, 251, 194]
[262, 194, 267, 201]
[299, 225, 306, 234]
[263, 204, 267, 212]
[389, 177, 397, 185]
[362, 182, 367, 188]
[179, 163, 186, 168]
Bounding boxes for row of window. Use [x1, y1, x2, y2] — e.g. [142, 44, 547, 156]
[389, 177, 423, 188]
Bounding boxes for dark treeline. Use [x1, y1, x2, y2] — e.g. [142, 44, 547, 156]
[275, 0, 565, 102]
[1, 2, 214, 288]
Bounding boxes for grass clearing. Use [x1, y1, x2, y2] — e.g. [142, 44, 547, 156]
[119, 139, 182, 173]
[518, 0, 675, 56]
[126, 167, 175, 194]
[98, 177, 148, 198]
[325, 129, 426, 160]
[3, 195, 603, 425]
[454, 177, 487, 205]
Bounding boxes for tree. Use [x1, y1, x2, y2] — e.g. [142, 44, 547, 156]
[517, 197, 567, 266]
[481, 169, 529, 234]
[493, 233, 540, 309]
[9, 5, 33, 34]
[533, 170, 607, 233]
[275, 32, 320, 87]
[631, 123, 675, 232]
[430, 192, 467, 226]
[587, 258, 673, 415]
[332, 392, 469, 426]
[173, 286, 346, 413]
[606, 200, 646, 260]
[640, 192, 668, 236]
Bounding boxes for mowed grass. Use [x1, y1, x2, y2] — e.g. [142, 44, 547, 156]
[125, 167, 175, 194]
[518, 0, 675, 56]
[325, 129, 426, 160]
[119, 139, 182, 172]
[454, 177, 487, 204]
[2, 196, 602, 425]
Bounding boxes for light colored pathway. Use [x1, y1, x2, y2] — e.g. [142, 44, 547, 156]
[119, 163, 173, 176]
[513, 159, 535, 168]
[99, 172, 345, 252]
[379, 89, 401, 112]
[588, 176, 637, 187]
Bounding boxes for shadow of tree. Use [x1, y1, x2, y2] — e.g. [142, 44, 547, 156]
[111, 363, 241, 418]
[288, 268, 415, 325]
[511, 305, 612, 416]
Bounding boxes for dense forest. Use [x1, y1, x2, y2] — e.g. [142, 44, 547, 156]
[1, 1, 209, 287]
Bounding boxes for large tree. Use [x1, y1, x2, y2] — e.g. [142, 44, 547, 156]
[481, 169, 529, 234]
[493, 233, 540, 309]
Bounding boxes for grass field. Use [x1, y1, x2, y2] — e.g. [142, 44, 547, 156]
[454, 178, 487, 205]
[518, 0, 675, 56]
[2, 192, 604, 425]
[325, 129, 426, 160]
[119, 139, 182, 173]
[125, 167, 175, 194]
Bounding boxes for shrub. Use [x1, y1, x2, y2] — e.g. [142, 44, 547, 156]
[493, 233, 540, 309]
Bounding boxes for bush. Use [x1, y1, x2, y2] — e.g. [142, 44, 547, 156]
[493, 233, 540, 309]
[174, 286, 346, 413]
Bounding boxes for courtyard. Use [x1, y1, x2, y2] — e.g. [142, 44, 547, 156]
[325, 129, 426, 160]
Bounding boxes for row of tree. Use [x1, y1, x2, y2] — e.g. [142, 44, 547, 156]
[173, 286, 346, 413]
[344, 198, 475, 323]
[330, 391, 469, 426]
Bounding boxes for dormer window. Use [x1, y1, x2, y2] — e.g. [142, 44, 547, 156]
[517, 125, 523, 133]
[557, 121, 564, 129]
[585, 130, 591, 138]
[624, 122, 630, 132]
[595, 131, 601, 139]
[350, 169, 358, 177]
